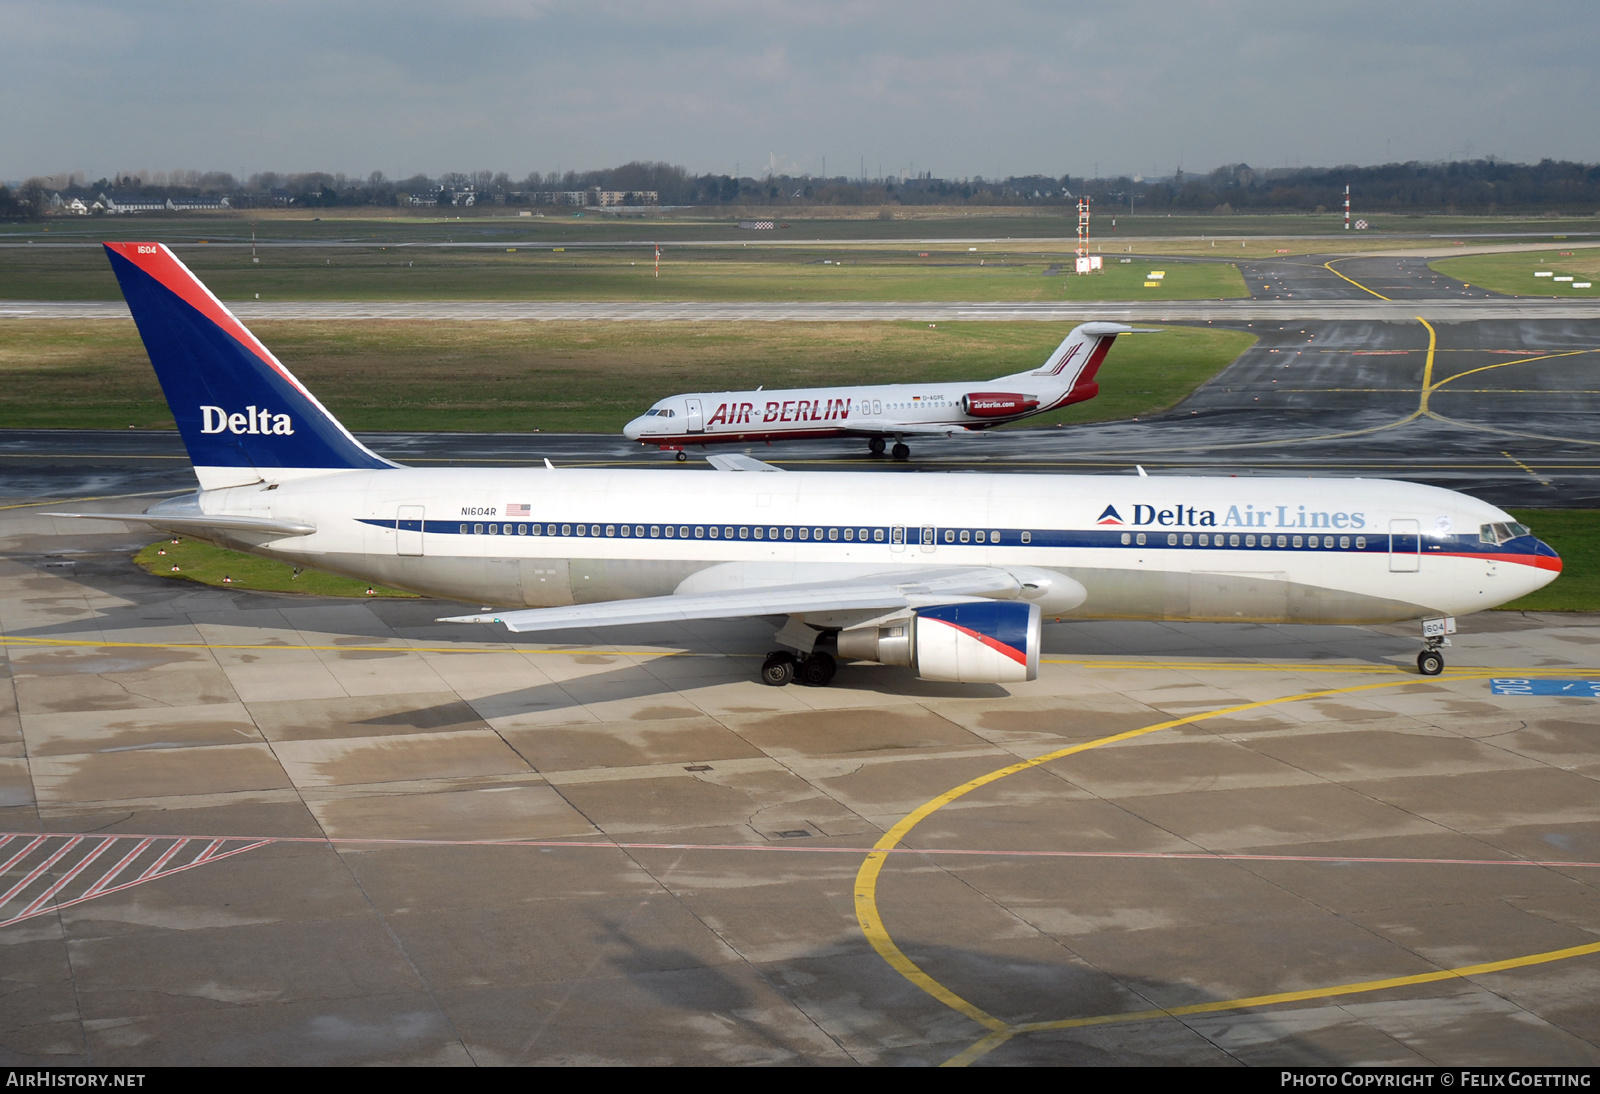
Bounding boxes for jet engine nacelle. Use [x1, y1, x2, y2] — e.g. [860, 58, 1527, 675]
[961, 392, 1040, 419]
[837, 600, 1041, 683]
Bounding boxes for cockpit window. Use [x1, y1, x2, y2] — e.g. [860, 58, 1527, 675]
[1479, 522, 1532, 545]
[644, 408, 675, 418]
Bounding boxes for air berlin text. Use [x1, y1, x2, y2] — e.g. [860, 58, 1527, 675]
[706, 399, 852, 428]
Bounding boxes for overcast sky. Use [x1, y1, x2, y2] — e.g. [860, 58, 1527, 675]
[5, 0, 1597, 183]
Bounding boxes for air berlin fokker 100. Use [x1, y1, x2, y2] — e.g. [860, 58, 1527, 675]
[623, 322, 1148, 460]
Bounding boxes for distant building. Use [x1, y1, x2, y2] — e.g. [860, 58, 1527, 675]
[92, 193, 230, 214]
[529, 189, 658, 207]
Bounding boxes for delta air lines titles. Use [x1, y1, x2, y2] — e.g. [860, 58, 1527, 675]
[1097, 503, 1369, 530]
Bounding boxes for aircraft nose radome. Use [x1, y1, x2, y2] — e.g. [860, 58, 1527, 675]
[622, 418, 644, 440]
[1536, 538, 1562, 573]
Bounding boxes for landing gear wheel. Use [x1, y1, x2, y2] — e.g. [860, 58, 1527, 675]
[1417, 650, 1444, 676]
[891, 442, 910, 461]
[796, 651, 836, 687]
[760, 651, 796, 686]
[675, 451, 688, 462]
[868, 437, 886, 456]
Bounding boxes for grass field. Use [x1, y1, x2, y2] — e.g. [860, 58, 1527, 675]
[133, 508, 1597, 611]
[1499, 510, 1600, 612]
[1431, 250, 1600, 298]
[134, 538, 414, 597]
[0, 243, 1248, 303]
[0, 320, 1255, 432]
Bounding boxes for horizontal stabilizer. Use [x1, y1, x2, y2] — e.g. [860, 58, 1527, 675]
[43, 512, 316, 537]
[706, 453, 785, 472]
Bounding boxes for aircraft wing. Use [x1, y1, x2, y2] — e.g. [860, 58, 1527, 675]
[439, 565, 1042, 632]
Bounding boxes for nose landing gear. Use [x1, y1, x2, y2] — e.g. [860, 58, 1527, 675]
[1416, 616, 1455, 676]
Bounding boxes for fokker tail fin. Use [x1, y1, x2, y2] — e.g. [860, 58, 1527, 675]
[992, 321, 1156, 410]
[104, 242, 396, 490]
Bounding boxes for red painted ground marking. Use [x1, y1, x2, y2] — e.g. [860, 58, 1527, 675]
[19, 837, 115, 918]
[3, 830, 1596, 931]
[0, 834, 274, 929]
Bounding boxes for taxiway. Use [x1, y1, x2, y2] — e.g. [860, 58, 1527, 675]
[1, 252, 1597, 1065]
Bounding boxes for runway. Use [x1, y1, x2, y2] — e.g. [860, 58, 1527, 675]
[1, 254, 1598, 1065]
[5, 298, 1600, 322]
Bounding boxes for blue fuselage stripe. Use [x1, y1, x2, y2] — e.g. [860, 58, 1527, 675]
[359, 518, 1541, 559]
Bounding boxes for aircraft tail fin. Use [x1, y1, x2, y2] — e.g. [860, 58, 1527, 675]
[997, 321, 1156, 410]
[104, 242, 396, 490]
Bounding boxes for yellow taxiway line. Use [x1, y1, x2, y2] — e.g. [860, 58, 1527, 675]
[851, 672, 1600, 1066]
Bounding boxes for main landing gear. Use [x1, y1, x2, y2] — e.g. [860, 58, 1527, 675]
[867, 436, 911, 461]
[760, 650, 836, 687]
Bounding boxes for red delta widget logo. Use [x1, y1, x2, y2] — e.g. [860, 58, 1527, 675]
[706, 399, 853, 427]
[199, 405, 295, 435]
[1097, 503, 1368, 530]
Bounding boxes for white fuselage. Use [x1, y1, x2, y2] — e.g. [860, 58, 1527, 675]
[186, 467, 1558, 625]
[620, 323, 1128, 448]
[623, 383, 1012, 444]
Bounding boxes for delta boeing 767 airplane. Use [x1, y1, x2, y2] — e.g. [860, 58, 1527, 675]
[51, 243, 1560, 687]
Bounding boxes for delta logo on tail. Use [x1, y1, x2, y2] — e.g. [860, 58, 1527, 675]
[1096, 505, 1124, 525]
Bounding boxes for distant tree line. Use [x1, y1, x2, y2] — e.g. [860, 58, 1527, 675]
[6, 159, 1600, 219]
